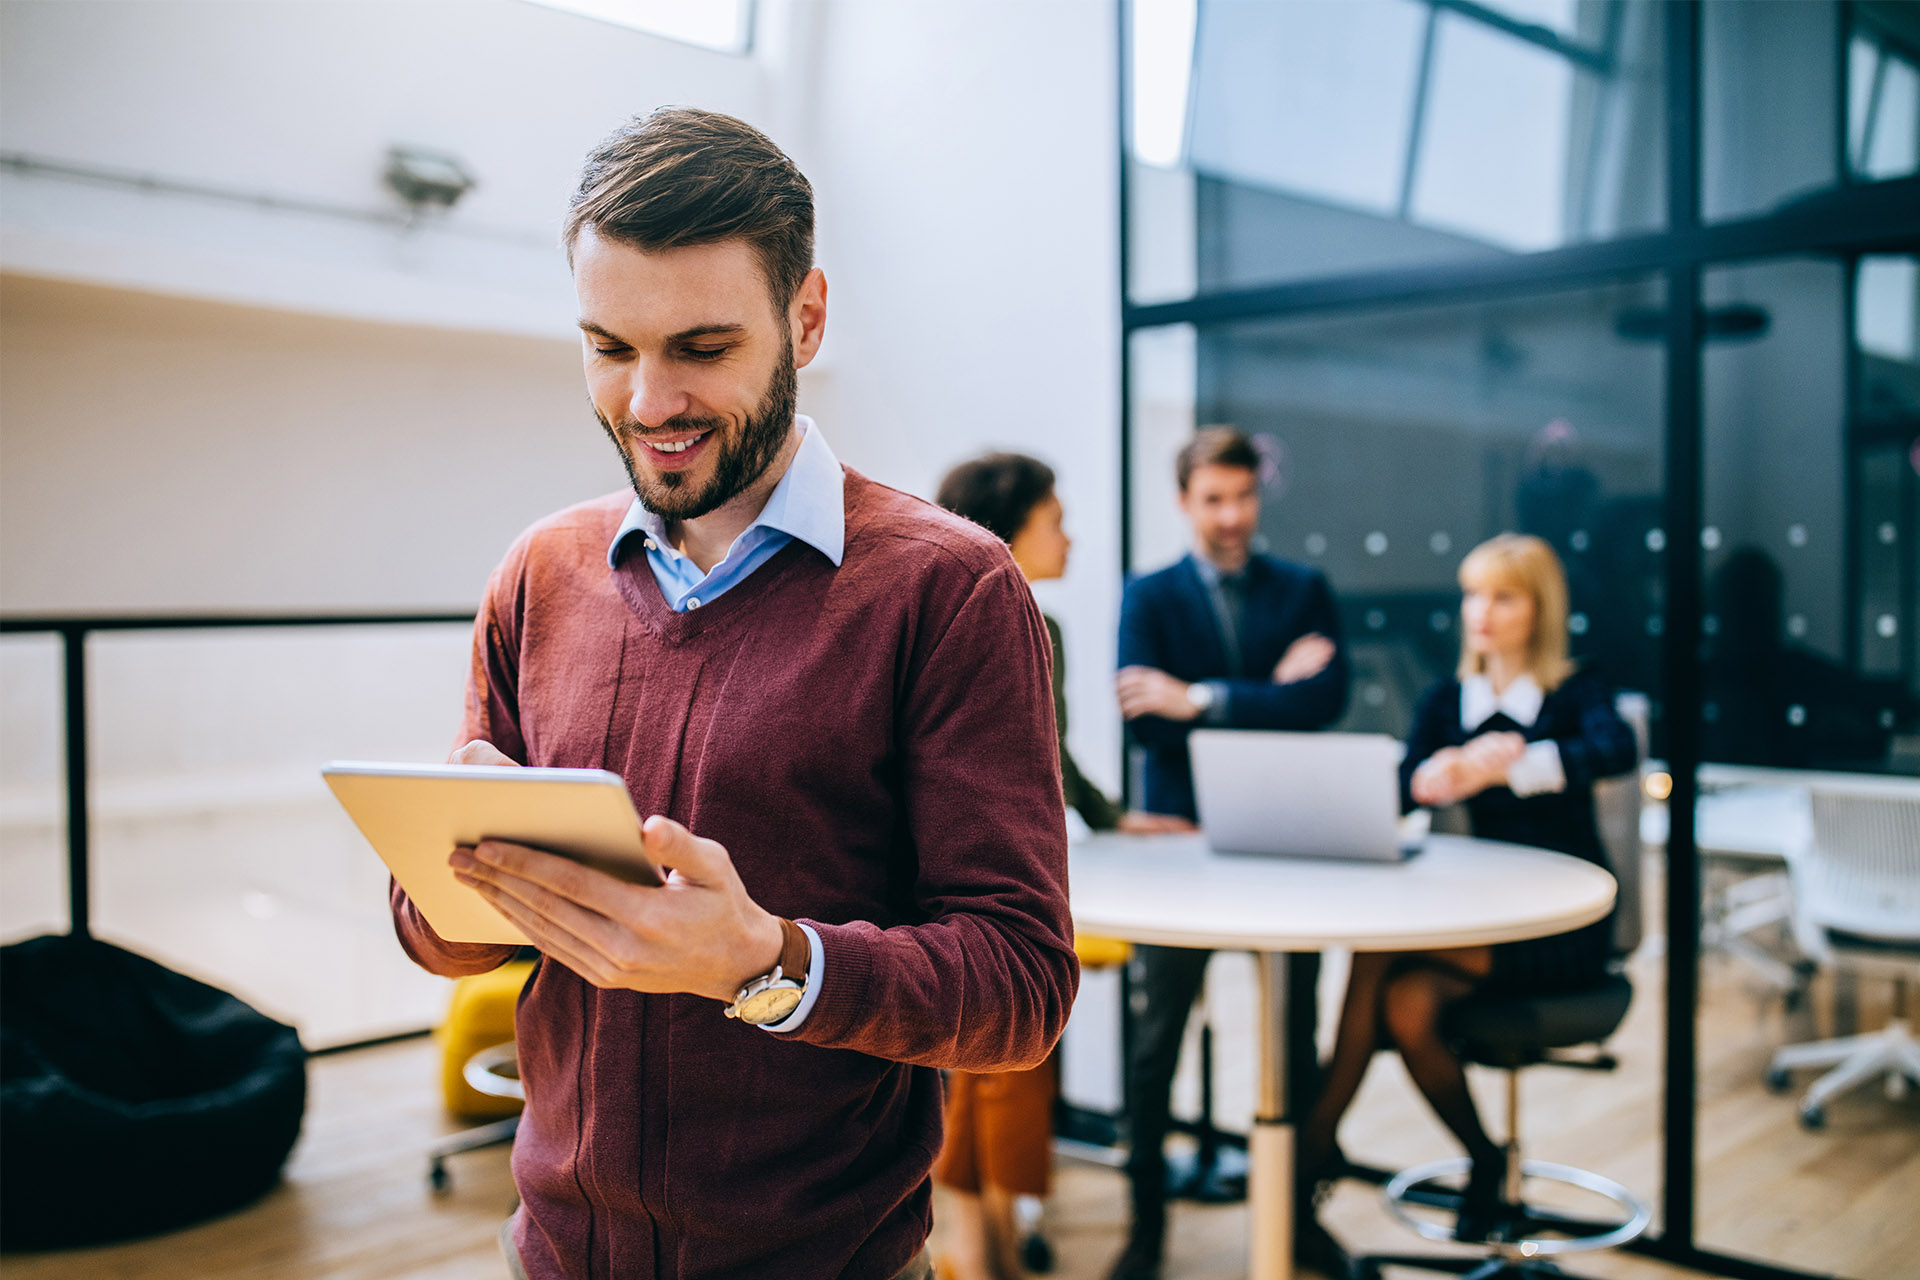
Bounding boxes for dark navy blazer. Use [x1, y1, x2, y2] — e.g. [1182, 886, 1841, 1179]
[1398, 668, 1637, 866]
[1118, 553, 1350, 820]
[1398, 667, 1638, 986]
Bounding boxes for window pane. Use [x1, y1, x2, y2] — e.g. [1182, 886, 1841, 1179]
[1700, 257, 1916, 776]
[522, 0, 752, 53]
[1863, 46, 1920, 180]
[1130, 0, 1198, 169]
[1187, 0, 1426, 217]
[1477, 0, 1581, 39]
[1708, 0, 1920, 217]
[1129, 276, 1667, 736]
[1696, 258, 1920, 1280]
[1128, 0, 1666, 303]
[79, 627, 474, 1048]
[1853, 1, 1920, 181]
[1411, 14, 1576, 251]
[0, 635, 69, 941]
[1854, 255, 1919, 700]
[1127, 323, 1198, 572]
[1849, 36, 1881, 167]
[1857, 254, 1918, 362]
[1702, 0, 1838, 220]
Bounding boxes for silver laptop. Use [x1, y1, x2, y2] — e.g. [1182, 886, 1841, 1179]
[1189, 729, 1417, 861]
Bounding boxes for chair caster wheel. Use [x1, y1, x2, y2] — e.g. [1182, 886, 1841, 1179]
[1798, 1105, 1826, 1131]
[1765, 1066, 1792, 1093]
[429, 1159, 450, 1192]
[1020, 1231, 1054, 1273]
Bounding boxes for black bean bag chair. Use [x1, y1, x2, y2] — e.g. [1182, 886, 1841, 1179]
[1, 933, 308, 1249]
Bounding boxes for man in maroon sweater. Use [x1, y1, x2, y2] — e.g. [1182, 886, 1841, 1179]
[390, 109, 1077, 1279]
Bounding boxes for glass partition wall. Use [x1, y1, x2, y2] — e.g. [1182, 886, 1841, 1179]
[1119, 3, 1918, 1278]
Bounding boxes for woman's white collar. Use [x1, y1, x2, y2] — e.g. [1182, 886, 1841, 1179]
[1461, 672, 1544, 730]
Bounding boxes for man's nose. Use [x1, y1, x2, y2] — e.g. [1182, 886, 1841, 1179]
[626, 360, 693, 428]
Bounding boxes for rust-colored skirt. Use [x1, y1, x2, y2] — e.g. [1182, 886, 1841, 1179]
[932, 1061, 1055, 1196]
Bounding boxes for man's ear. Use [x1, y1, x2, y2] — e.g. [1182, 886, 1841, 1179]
[790, 267, 828, 370]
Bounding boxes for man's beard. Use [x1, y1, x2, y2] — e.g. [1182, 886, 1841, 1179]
[597, 337, 797, 521]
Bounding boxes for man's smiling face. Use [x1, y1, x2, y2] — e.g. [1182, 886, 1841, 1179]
[574, 228, 802, 521]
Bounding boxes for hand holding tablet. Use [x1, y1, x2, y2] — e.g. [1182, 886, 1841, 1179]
[323, 753, 663, 945]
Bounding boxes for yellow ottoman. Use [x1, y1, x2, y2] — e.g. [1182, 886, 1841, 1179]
[439, 961, 535, 1119]
[1074, 934, 1131, 970]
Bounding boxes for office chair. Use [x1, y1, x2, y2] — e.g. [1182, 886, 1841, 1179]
[1765, 777, 1920, 1129]
[1353, 695, 1654, 1280]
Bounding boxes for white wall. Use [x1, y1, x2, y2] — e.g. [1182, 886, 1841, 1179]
[802, 0, 1124, 799]
[0, 275, 609, 613]
[0, 0, 777, 337]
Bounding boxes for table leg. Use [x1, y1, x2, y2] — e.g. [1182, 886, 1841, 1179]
[1250, 950, 1292, 1280]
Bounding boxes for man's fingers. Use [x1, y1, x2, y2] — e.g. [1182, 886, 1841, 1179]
[641, 815, 732, 885]
[458, 850, 677, 976]
[451, 739, 519, 767]
[469, 839, 644, 921]
[464, 880, 630, 988]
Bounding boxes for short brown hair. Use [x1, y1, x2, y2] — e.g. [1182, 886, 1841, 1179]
[563, 107, 815, 312]
[1176, 426, 1261, 490]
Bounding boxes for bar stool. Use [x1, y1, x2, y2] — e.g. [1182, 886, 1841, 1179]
[1358, 973, 1651, 1280]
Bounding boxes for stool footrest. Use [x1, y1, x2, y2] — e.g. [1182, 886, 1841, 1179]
[1383, 1156, 1651, 1257]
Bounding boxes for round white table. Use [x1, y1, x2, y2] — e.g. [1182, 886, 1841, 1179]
[1069, 831, 1617, 1280]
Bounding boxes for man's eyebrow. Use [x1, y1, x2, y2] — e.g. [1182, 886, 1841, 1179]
[576, 321, 749, 343]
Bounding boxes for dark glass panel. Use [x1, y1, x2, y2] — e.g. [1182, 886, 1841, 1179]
[1125, 0, 1666, 303]
[1127, 276, 1666, 742]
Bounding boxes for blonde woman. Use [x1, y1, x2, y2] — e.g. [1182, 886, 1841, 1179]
[1298, 533, 1636, 1244]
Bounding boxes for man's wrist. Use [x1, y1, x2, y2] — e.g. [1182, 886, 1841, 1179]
[1182, 680, 1215, 720]
[726, 910, 787, 1000]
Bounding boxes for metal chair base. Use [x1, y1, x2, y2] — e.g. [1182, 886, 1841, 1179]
[1380, 1155, 1650, 1268]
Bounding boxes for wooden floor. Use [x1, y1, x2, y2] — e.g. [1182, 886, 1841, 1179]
[5, 951, 1916, 1279]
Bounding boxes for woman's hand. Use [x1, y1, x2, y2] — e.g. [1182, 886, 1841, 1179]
[1411, 733, 1525, 807]
[1461, 731, 1528, 787]
[1412, 748, 1471, 806]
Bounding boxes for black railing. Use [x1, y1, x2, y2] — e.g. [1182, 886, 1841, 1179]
[0, 611, 473, 939]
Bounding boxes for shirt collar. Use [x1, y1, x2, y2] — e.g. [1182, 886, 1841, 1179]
[1460, 672, 1545, 730]
[608, 416, 845, 570]
[1189, 553, 1250, 590]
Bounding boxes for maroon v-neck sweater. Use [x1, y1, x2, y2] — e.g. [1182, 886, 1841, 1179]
[391, 468, 1077, 1279]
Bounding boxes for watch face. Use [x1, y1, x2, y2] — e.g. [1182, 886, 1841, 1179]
[739, 985, 804, 1025]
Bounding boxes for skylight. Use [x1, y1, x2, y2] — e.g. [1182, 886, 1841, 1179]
[1131, 0, 1198, 168]
[523, 0, 753, 55]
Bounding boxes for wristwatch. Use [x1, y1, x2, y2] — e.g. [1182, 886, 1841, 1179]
[1185, 681, 1216, 715]
[725, 917, 812, 1025]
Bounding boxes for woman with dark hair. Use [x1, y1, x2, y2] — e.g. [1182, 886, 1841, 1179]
[931, 453, 1189, 1280]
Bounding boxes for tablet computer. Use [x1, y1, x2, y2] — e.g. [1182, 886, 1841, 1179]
[322, 760, 662, 946]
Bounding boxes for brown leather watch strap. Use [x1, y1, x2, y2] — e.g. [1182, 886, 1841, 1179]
[776, 917, 811, 984]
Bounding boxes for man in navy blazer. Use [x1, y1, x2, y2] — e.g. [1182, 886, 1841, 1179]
[1108, 427, 1350, 1280]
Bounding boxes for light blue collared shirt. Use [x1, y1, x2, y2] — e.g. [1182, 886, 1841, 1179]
[604, 416, 841, 1033]
[607, 416, 846, 611]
